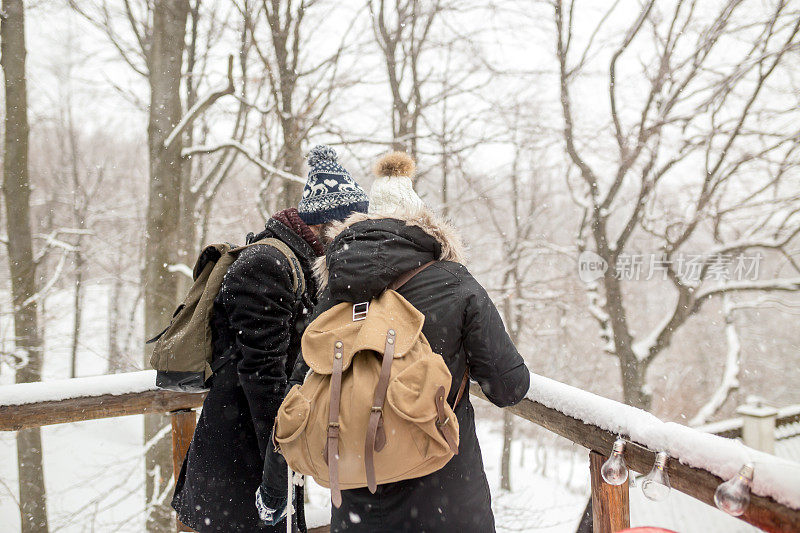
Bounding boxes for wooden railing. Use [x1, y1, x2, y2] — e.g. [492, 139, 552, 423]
[1, 372, 799, 533]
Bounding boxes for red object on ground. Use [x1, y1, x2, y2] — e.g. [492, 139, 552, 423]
[619, 528, 679, 533]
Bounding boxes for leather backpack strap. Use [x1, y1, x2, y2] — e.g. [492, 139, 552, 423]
[434, 386, 459, 455]
[387, 260, 436, 291]
[454, 368, 469, 408]
[433, 370, 469, 456]
[364, 329, 397, 493]
[326, 340, 345, 508]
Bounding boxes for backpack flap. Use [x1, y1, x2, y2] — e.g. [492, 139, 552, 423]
[301, 290, 425, 374]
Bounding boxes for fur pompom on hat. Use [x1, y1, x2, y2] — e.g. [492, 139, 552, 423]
[375, 151, 416, 178]
[368, 152, 425, 216]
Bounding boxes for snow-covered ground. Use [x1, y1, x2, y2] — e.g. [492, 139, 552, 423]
[0, 283, 149, 531]
[0, 415, 146, 531]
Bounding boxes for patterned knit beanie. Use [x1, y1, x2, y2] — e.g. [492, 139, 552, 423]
[297, 145, 369, 225]
[368, 152, 425, 216]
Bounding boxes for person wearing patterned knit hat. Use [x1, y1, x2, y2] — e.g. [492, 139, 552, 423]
[298, 145, 370, 226]
[172, 145, 367, 533]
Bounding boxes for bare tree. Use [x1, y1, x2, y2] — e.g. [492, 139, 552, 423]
[368, 0, 444, 159]
[67, 1, 324, 526]
[688, 293, 741, 426]
[553, 0, 800, 408]
[229, 0, 358, 209]
[482, 102, 576, 490]
[1, 0, 49, 530]
[71, 0, 195, 527]
[66, 2, 245, 526]
[48, 32, 106, 378]
[426, 41, 492, 218]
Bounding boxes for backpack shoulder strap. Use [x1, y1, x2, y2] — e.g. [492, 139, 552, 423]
[231, 238, 306, 297]
[387, 260, 436, 291]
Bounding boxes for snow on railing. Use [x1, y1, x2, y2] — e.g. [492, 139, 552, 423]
[0, 370, 205, 431]
[696, 404, 800, 438]
[523, 372, 800, 511]
[468, 372, 800, 532]
[0, 370, 157, 406]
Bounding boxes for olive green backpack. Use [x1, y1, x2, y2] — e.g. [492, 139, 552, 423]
[148, 238, 305, 392]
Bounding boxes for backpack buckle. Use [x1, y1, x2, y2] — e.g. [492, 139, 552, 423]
[353, 302, 369, 321]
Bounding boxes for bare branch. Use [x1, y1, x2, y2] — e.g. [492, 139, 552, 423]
[694, 277, 800, 304]
[689, 294, 741, 426]
[164, 55, 235, 152]
[608, 0, 655, 156]
[553, 0, 599, 198]
[183, 141, 305, 184]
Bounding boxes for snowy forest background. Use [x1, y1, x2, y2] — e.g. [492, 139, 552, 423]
[0, 0, 799, 531]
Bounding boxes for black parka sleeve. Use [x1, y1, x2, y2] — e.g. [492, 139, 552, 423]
[461, 270, 530, 407]
[259, 351, 311, 501]
[218, 245, 297, 458]
[260, 291, 329, 499]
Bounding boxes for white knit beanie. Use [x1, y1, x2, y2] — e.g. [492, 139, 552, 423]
[368, 152, 425, 216]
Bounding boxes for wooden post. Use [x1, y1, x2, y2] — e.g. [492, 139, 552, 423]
[171, 409, 196, 532]
[589, 450, 630, 533]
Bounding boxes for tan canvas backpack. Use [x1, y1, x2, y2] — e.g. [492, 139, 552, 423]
[148, 238, 304, 392]
[274, 262, 468, 507]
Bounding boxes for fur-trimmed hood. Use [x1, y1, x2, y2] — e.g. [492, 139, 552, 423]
[314, 208, 465, 302]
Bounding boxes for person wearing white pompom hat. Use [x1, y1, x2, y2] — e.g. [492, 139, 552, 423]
[368, 151, 426, 217]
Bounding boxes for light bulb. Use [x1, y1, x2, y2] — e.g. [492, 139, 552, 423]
[714, 463, 753, 516]
[601, 439, 629, 485]
[641, 452, 671, 501]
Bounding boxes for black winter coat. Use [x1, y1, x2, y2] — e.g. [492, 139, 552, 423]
[172, 218, 317, 533]
[263, 213, 530, 533]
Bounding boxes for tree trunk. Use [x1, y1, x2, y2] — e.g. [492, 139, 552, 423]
[499, 265, 519, 492]
[143, 1, 190, 530]
[107, 274, 125, 373]
[279, 122, 305, 209]
[601, 257, 652, 410]
[177, 2, 200, 297]
[620, 357, 651, 410]
[66, 66, 86, 380]
[70, 248, 84, 378]
[500, 410, 514, 491]
[177, 187, 197, 296]
[1, 1, 50, 530]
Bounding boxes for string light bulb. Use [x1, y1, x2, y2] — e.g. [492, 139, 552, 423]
[601, 439, 629, 485]
[642, 452, 671, 501]
[714, 463, 754, 516]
